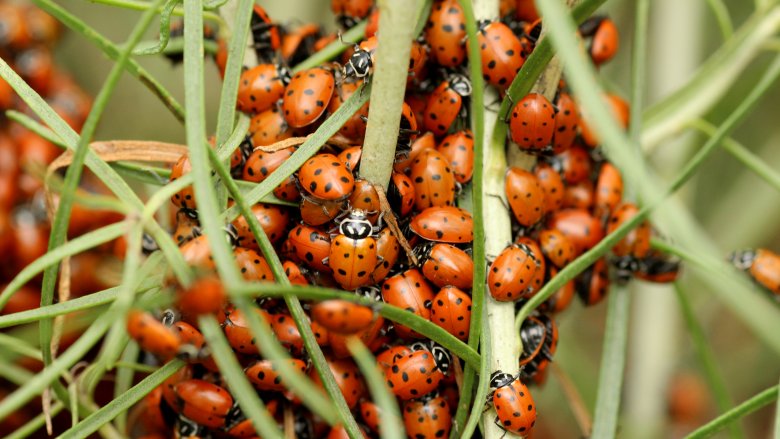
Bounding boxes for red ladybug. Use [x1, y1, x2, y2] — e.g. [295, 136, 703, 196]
[330, 82, 370, 142]
[508, 93, 555, 152]
[223, 307, 270, 355]
[395, 131, 436, 174]
[236, 63, 290, 114]
[488, 371, 537, 436]
[539, 229, 577, 268]
[377, 345, 414, 371]
[298, 153, 356, 202]
[274, 174, 301, 202]
[348, 179, 380, 223]
[576, 257, 610, 306]
[519, 314, 558, 380]
[309, 358, 365, 409]
[338, 145, 363, 172]
[488, 244, 541, 301]
[176, 276, 226, 318]
[328, 210, 378, 290]
[548, 208, 605, 253]
[245, 358, 308, 392]
[311, 299, 376, 335]
[382, 269, 435, 339]
[540, 265, 576, 313]
[170, 154, 195, 209]
[731, 248, 780, 295]
[402, 394, 452, 439]
[281, 23, 322, 64]
[243, 146, 294, 183]
[179, 234, 217, 270]
[552, 92, 579, 153]
[370, 227, 400, 283]
[234, 247, 275, 282]
[331, 0, 374, 28]
[550, 145, 593, 184]
[385, 349, 444, 400]
[388, 171, 416, 217]
[505, 167, 546, 227]
[328, 313, 385, 358]
[563, 179, 595, 210]
[250, 5, 281, 61]
[534, 162, 565, 213]
[423, 74, 471, 137]
[410, 149, 457, 210]
[173, 379, 233, 428]
[594, 162, 624, 220]
[284, 260, 311, 285]
[475, 20, 524, 88]
[580, 94, 629, 147]
[416, 242, 474, 290]
[580, 16, 619, 66]
[287, 224, 332, 272]
[360, 400, 383, 434]
[127, 310, 181, 359]
[515, 236, 546, 296]
[231, 202, 290, 247]
[282, 66, 336, 128]
[636, 250, 681, 284]
[299, 197, 344, 226]
[409, 206, 474, 244]
[607, 202, 651, 279]
[425, 0, 467, 67]
[436, 130, 474, 184]
[249, 105, 293, 146]
[430, 285, 472, 341]
[269, 312, 308, 356]
[515, 0, 539, 22]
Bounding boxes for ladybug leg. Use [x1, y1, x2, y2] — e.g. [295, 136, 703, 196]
[487, 192, 510, 211]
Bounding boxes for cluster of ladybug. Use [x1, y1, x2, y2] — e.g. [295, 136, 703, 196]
[125, 1, 687, 438]
[0, 2, 128, 433]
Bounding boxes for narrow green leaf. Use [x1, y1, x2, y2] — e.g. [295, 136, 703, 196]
[58, 360, 185, 439]
[459, 305, 492, 439]
[0, 333, 42, 360]
[347, 338, 404, 439]
[7, 402, 64, 439]
[629, 0, 649, 145]
[199, 316, 284, 439]
[684, 386, 779, 439]
[113, 342, 141, 433]
[133, 0, 180, 55]
[590, 286, 630, 438]
[703, 0, 734, 41]
[73, 0, 224, 26]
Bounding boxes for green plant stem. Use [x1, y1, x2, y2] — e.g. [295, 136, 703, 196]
[688, 119, 780, 194]
[590, 286, 630, 438]
[359, 0, 420, 189]
[34, 0, 186, 122]
[292, 22, 367, 73]
[629, 0, 650, 145]
[132, 0, 178, 56]
[684, 386, 779, 439]
[85, 0, 224, 25]
[460, 305, 492, 438]
[0, 333, 42, 360]
[704, 0, 734, 41]
[233, 283, 480, 369]
[674, 284, 742, 438]
[347, 338, 404, 439]
[199, 317, 284, 439]
[113, 342, 140, 433]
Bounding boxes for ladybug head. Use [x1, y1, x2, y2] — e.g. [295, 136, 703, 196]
[447, 74, 472, 97]
[276, 63, 292, 85]
[141, 233, 159, 255]
[430, 343, 451, 374]
[612, 256, 639, 284]
[357, 285, 382, 302]
[728, 249, 755, 271]
[412, 243, 434, 263]
[339, 209, 373, 239]
[515, 243, 540, 266]
[161, 308, 178, 327]
[489, 371, 515, 391]
[225, 402, 247, 430]
[224, 223, 240, 247]
[476, 19, 491, 32]
[409, 340, 431, 352]
[347, 48, 373, 78]
[638, 254, 681, 278]
[176, 415, 205, 437]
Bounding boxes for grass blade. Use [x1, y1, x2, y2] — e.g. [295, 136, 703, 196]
[629, 0, 650, 144]
[58, 360, 184, 439]
[199, 316, 284, 439]
[112, 342, 140, 433]
[347, 338, 404, 439]
[591, 286, 630, 438]
[684, 386, 779, 439]
[459, 304, 492, 439]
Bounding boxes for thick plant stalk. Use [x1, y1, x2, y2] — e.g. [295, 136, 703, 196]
[360, 0, 421, 190]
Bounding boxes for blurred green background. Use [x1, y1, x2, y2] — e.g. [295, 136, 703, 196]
[53, 0, 780, 437]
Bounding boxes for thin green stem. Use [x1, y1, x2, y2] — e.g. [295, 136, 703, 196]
[0, 333, 42, 360]
[112, 361, 159, 374]
[674, 284, 743, 438]
[684, 386, 778, 439]
[703, 0, 734, 41]
[7, 402, 64, 439]
[459, 305, 492, 439]
[132, 0, 179, 55]
[112, 342, 141, 433]
[85, 0, 224, 25]
[629, 0, 650, 145]
[591, 286, 630, 438]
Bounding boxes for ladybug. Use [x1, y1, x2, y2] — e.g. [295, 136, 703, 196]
[548, 208, 605, 253]
[534, 162, 565, 213]
[488, 244, 541, 302]
[348, 179, 380, 223]
[234, 247, 275, 282]
[410, 149, 457, 210]
[284, 260, 311, 285]
[224, 307, 270, 355]
[539, 265, 576, 313]
[328, 313, 385, 358]
[402, 393, 452, 439]
[423, 74, 472, 137]
[519, 314, 558, 380]
[424, 0, 467, 67]
[636, 250, 681, 284]
[488, 371, 537, 436]
[309, 358, 365, 409]
[409, 206, 474, 244]
[430, 285, 472, 341]
[311, 299, 376, 334]
[139, 387, 167, 434]
[505, 167, 546, 227]
[576, 257, 610, 306]
[515, 0, 540, 21]
[579, 16, 619, 66]
[539, 229, 577, 268]
[176, 276, 226, 319]
[328, 209, 378, 290]
[330, 82, 370, 142]
[549, 145, 592, 185]
[388, 171, 416, 217]
[397, 101, 420, 155]
[245, 358, 309, 392]
[342, 42, 374, 83]
[395, 131, 436, 174]
[731, 248, 780, 295]
[173, 208, 201, 245]
[515, 236, 546, 296]
[338, 145, 363, 172]
[127, 310, 181, 360]
[608, 202, 651, 280]
[242, 146, 295, 183]
[15, 46, 54, 95]
[370, 227, 401, 283]
[331, 0, 374, 28]
[0, 4, 30, 50]
[385, 349, 444, 400]
[382, 268, 435, 339]
[172, 379, 233, 428]
[360, 401, 383, 435]
[552, 92, 579, 153]
[508, 93, 555, 152]
[563, 180, 595, 210]
[231, 202, 290, 247]
[269, 312, 309, 356]
[236, 63, 290, 114]
[282, 66, 336, 128]
[299, 197, 344, 226]
[281, 23, 322, 65]
[475, 20, 525, 88]
[594, 162, 624, 220]
[377, 345, 414, 371]
[579, 94, 629, 147]
[170, 154, 195, 209]
[250, 5, 281, 62]
[249, 105, 293, 146]
[436, 130, 474, 183]
[298, 153, 356, 202]
[416, 242, 474, 290]
[225, 400, 280, 438]
[287, 224, 332, 272]
[274, 173, 302, 202]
